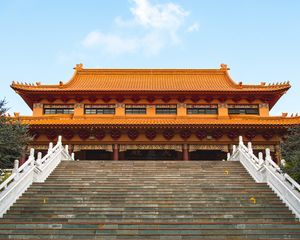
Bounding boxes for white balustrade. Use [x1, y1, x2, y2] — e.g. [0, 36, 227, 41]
[228, 136, 300, 220]
[0, 136, 74, 217]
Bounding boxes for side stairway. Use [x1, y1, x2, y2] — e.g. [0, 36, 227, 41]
[0, 160, 300, 239]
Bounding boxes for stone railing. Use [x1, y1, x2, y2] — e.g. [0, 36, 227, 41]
[229, 136, 300, 220]
[0, 136, 74, 217]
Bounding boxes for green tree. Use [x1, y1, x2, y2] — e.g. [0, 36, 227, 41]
[0, 99, 31, 169]
[281, 126, 300, 183]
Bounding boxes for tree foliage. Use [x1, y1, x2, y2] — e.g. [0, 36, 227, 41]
[281, 126, 300, 183]
[0, 99, 31, 169]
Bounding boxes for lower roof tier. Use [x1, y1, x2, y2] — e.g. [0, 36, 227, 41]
[18, 115, 300, 128]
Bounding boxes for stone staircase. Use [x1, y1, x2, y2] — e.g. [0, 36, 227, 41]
[0, 160, 300, 239]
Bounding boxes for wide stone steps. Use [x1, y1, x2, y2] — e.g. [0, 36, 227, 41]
[0, 160, 299, 239]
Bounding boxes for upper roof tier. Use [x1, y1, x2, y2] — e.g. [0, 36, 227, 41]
[11, 63, 290, 93]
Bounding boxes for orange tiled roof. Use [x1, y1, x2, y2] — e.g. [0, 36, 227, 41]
[11, 64, 290, 93]
[19, 115, 300, 127]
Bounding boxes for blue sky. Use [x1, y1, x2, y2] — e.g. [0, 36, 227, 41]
[1, 0, 299, 115]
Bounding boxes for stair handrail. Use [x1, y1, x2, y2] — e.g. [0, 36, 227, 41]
[0, 149, 35, 194]
[229, 136, 300, 220]
[34, 136, 73, 182]
[0, 136, 73, 217]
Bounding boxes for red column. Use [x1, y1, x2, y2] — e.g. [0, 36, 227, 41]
[19, 155, 26, 166]
[113, 144, 119, 160]
[182, 144, 189, 161]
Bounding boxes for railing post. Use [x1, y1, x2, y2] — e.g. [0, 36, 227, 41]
[36, 152, 42, 167]
[227, 152, 230, 160]
[71, 152, 75, 160]
[232, 145, 236, 153]
[58, 135, 62, 145]
[247, 142, 253, 154]
[239, 136, 243, 146]
[48, 142, 53, 153]
[258, 152, 264, 165]
[265, 148, 272, 165]
[29, 148, 35, 167]
[65, 145, 69, 153]
[12, 160, 19, 174]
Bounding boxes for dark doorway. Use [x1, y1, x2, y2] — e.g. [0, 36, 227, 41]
[190, 150, 227, 160]
[124, 150, 179, 160]
[77, 150, 112, 160]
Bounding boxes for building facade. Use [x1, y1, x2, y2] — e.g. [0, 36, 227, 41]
[11, 64, 300, 161]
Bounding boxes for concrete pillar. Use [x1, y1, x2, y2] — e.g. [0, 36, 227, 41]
[113, 144, 119, 161]
[32, 103, 44, 116]
[259, 103, 269, 117]
[116, 104, 125, 116]
[73, 103, 84, 116]
[177, 104, 186, 116]
[218, 103, 228, 117]
[182, 144, 189, 161]
[147, 106, 156, 116]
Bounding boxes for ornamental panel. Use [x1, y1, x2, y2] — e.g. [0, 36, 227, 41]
[189, 144, 228, 152]
[252, 145, 275, 151]
[119, 145, 182, 152]
[73, 144, 113, 152]
[28, 145, 48, 150]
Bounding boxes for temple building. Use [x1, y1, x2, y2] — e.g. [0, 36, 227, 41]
[11, 63, 300, 161]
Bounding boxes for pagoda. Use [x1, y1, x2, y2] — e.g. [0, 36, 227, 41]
[11, 63, 300, 161]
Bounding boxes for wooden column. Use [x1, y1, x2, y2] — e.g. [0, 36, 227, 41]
[113, 144, 119, 161]
[182, 144, 189, 161]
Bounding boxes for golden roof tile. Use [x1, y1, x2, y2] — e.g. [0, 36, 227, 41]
[11, 64, 290, 93]
[19, 115, 300, 127]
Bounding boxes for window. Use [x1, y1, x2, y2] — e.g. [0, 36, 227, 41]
[125, 105, 147, 114]
[85, 104, 115, 114]
[228, 104, 259, 115]
[187, 105, 218, 114]
[44, 105, 74, 114]
[156, 105, 177, 114]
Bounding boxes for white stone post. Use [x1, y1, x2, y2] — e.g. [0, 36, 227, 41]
[48, 142, 53, 153]
[258, 152, 264, 165]
[281, 159, 286, 167]
[36, 152, 42, 167]
[227, 152, 230, 160]
[29, 148, 35, 167]
[12, 160, 19, 174]
[247, 142, 253, 154]
[65, 145, 69, 153]
[58, 135, 62, 145]
[232, 145, 236, 154]
[265, 148, 272, 165]
[71, 153, 75, 160]
[239, 136, 243, 146]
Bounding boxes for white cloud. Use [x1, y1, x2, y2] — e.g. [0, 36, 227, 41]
[187, 22, 199, 32]
[82, 31, 138, 55]
[130, 0, 188, 29]
[80, 0, 197, 56]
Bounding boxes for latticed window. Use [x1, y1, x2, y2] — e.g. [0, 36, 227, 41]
[228, 104, 259, 115]
[44, 105, 74, 114]
[85, 104, 115, 114]
[187, 105, 218, 114]
[156, 105, 177, 114]
[125, 105, 147, 114]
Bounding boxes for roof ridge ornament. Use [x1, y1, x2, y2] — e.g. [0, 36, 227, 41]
[74, 63, 83, 71]
[220, 63, 230, 70]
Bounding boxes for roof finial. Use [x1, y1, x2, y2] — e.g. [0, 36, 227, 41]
[74, 63, 83, 71]
[220, 63, 229, 70]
